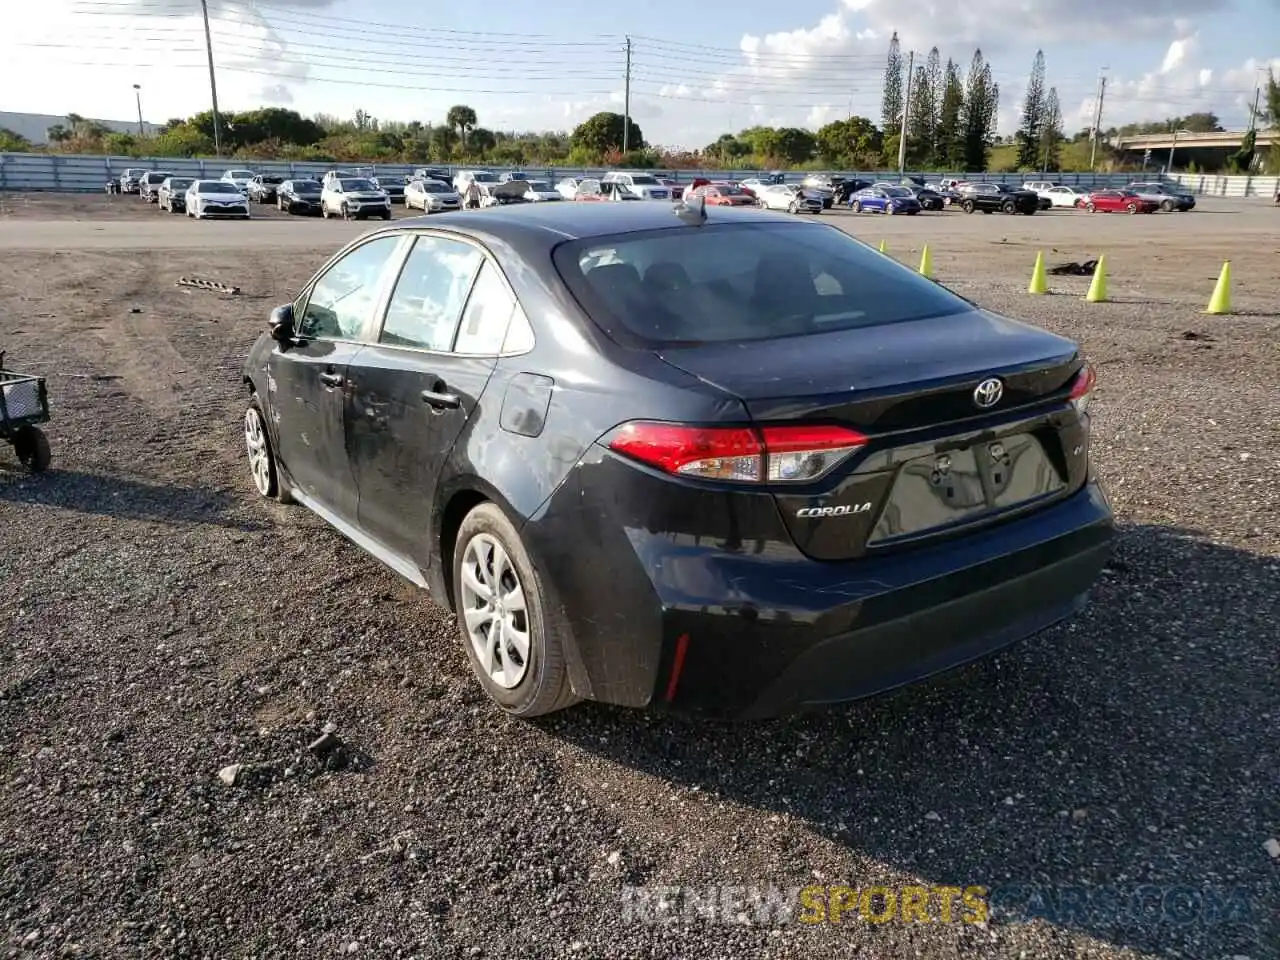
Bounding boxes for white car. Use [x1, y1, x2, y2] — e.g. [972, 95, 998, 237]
[405, 178, 461, 213]
[1041, 185, 1091, 208]
[185, 180, 251, 219]
[321, 176, 392, 220]
[220, 169, 256, 193]
[601, 172, 673, 200]
[555, 177, 585, 200]
[452, 169, 500, 193]
[511, 179, 561, 202]
[757, 184, 823, 214]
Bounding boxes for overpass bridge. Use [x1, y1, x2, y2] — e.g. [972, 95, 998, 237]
[1113, 129, 1279, 151]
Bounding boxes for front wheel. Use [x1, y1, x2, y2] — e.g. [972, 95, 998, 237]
[1126, 202, 1138, 214]
[1002, 200, 1016, 214]
[962, 200, 975, 214]
[1161, 199, 1175, 212]
[1085, 202, 1096, 213]
[453, 502, 578, 717]
[243, 398, 291, 503]
[12, 425, 51, 472]
[851, 200, 862, 213]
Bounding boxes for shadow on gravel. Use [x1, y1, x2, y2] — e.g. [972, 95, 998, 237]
[0, 467, 266, 531]
[553, 523, 1279, 959]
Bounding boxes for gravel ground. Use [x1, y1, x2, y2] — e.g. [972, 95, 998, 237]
[1, 194, 1277, 959]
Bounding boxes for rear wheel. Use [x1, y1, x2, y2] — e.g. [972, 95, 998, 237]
[1002, 199, 1016, 214]
[453, 502, 578, 717]
[1161, 198, 1175, 212]
[1085, 202, 1096, 213]
[962, 199, 975, 214]
[1126, 202, 1138, 214]
[788, 200, 799, 214]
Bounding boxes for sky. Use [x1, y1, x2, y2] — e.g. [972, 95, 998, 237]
[2, 0, 1278, 149]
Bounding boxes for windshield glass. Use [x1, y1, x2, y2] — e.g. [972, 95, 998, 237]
[168, 179, 193, 190]
[554, 222, 971, 346]
[225, 171, 254, 179]
[198, 181, 241, 194]
[340, 179, 377, 191]
[291, 180, 321, 192]
[470, 172, 499, 182]
[146, 173, 170, 182]
[261, 175, 283, 184]
[883, 187, 912, 197]
[527, 181, 552, 191]
[627, 175, 659, 185]
[421, 182, 448, 192]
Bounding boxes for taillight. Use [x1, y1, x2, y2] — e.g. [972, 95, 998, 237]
[606, 422, 867, 484]
[1068, 363, 1096, 415]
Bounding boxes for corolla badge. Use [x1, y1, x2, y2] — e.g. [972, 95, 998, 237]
[973, 377, 1004, 409]
[796, 503, 872, 518]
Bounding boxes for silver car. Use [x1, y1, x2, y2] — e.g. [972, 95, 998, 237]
[321, 177, 392, 220]
[405, 178, 461, 213]
[1125, 181, 1196, 212]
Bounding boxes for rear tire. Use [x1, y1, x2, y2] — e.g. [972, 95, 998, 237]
[1161, 199, 1175, 212]
[1002, 200, 1016, 214]
[453, 502, 578, 718]
[13, 426, 51, 472]
[1127, 202, 1138, 214]
[1086, 202, 1096, 213]
[962, 200, 975, 214]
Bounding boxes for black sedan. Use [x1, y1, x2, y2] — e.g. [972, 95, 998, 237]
[276, 179, 322, 215]
[240, 203, 1114, 719]
[904, 184, 946, 211]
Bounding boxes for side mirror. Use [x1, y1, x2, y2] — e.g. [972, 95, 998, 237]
[269, 303, 296, 343]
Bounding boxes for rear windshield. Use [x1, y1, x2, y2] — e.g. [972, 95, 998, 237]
[554, 222, 971, 346]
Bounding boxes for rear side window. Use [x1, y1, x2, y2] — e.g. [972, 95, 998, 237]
[380, 236, 484, 351]
[454, 262, 516, 354]
[553, 222, 970, 346]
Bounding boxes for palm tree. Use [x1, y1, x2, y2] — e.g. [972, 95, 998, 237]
[446, 105, 477, 149]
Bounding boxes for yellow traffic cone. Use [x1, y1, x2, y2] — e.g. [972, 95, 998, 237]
[1205, 261, 1231, 314]
[1084, 255, 1108, 303]
[878, 239, 887, 254]
[1028, 250, 1047, 295]
[918, 244, 933, 279]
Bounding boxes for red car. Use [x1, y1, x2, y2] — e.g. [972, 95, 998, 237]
[690, 183, 758, 207]
[1084, 190, 1158, 214]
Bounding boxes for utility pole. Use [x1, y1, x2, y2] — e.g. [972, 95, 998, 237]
[622, 36, 632, 155]
[133, 84, 144, 138]
[897, 49, 914, 176]
[1249, 85, 1261, 132]
[1088, 70, 1107, 170]
[199, 0, 223, 157]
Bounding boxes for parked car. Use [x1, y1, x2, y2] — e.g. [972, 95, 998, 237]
[849, 185, 922, 215]
[498, 172, 533, 182]
[902, 184, 946, 211]
[799, 174, 837, 208]
[248, 174, 285, 203]
[240, 203, 1113, 719]
[157, 176, 195, 213]
[119, 168, 148, 194]
[1125, 182, 1196, 212]
[277, 179, 324, 215]
[689, 183, 758, 207]
[405, 178, 462, 213]
[453, 169, 500, 193]
[358, 169, 405, 204]
[572, 179, 639, 202]
[555, 177, 587, 200]
[139, 171, 174, 203]
[220, 169, 257, 193]
[601, 172, 674, 201]
[1041, 185, 1090, 208]
[1083, 190, 1158, 214]
[185, 180, 251, 219]
[321, 177, 392, 220]
[756, 184, 823, 214]
[493, 179, 562, 203]
[956, 183, 1039, 215]
[658, 177, 684, 200]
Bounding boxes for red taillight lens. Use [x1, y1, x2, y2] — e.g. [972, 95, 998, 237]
[606, 422, 868, 484]
[1068, 364, 1096, 415]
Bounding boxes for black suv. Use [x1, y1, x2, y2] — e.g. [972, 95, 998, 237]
[957, 183, 1039, 215]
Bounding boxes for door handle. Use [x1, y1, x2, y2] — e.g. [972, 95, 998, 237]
[319, 371, 344, 388]
[421, 389, 461, 410]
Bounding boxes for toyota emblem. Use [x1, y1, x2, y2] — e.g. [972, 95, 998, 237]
[973, 377, 1004, 409]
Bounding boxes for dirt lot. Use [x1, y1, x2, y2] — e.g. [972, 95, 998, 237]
[1, 192, 1278, 959]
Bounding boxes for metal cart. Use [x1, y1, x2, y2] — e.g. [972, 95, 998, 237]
[0, 351, 52, 472]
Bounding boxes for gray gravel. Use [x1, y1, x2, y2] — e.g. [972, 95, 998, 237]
[1, 197, 1277, 959]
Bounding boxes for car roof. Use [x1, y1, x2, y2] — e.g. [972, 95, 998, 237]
[364, 202, 796, 246]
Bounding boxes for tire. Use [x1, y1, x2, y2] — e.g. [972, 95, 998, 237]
[381, 211, 392, 220]
[322, 205, 330, 219]
[1002, 200, 1016, 214]
[1126, 202, 1138, 214]
[1085, 202, 1096, 213]
[788, 200, 799, 214]
[1161, 199, 1175, 212]
[962, 200, 975, 214]
[13, 425, 51, 472]
[851, 200, 862, 213]
[342, 204, 352, 221]
[453, 502, 578, 717]
[243, 397, 292, 503]
[886, 204, 895, 215]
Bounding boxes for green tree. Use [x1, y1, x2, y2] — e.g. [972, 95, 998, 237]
[0, 127, 31, 152]
[1038, 87, 1064, 172]
[1015, 50, 1047, 168]
[814, 117, 882, 166]
[960, 49, 999, 171]
[467, 127, 497, 156]
[737, 126, 781, 160]
[906, 63, 934, 167]
[773, 127, 816, 165]
[936, 58, 965, 168]
[570, 111, 644, 156]
[881, 32, 904, 134]
[446, 104, 478, 149]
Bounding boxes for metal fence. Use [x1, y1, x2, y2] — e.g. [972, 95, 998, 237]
[0, 151, 1276, 197]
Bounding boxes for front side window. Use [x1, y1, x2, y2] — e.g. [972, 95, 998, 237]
[299, 236, 402, 341]
[379, 236, 484, 351]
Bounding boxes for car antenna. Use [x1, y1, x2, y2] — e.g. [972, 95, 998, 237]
[674, 192, 707, 226]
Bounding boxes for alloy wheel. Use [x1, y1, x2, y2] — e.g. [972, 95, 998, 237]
[243, 406, 273, 496]
[459, 533, 531, 690]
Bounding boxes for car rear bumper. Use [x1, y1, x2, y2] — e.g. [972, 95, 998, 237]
[527, 452, 1114, 719]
